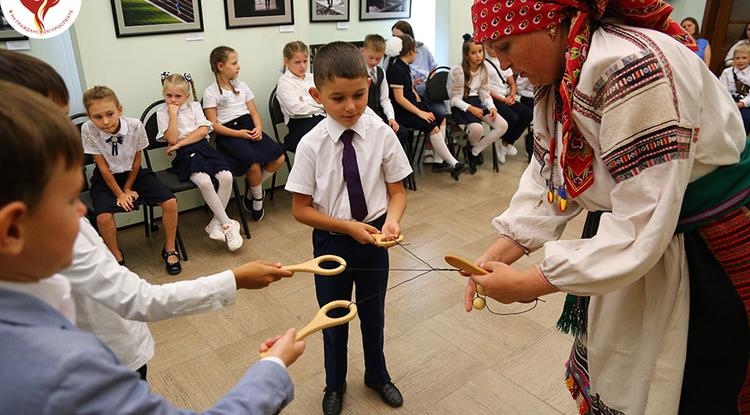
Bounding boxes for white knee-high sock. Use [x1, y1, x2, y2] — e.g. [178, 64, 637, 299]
[472, 115, 508, 155]
[261, 169, 274, 182]
[191, 172, 231, 224]
[215, 171, 233, 210]
[250, 184, 263, 210]
[429, 128, 458, 166]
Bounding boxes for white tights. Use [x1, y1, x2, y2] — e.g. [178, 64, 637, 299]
[429, 123, 458, 166]
[467, 114, 508, 156]
[190, 171, 233, 224]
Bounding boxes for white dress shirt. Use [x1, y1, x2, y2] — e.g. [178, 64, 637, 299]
[276, 69, 325, 124]
[156, 101, 213, 142]
[719, 65, 750, 107]
[202, 80, 254, 124]
[485, 57, 514, 97]
[448, 65, 496, 111]
[285, 113, 412, 223]
[61, 218, 237, 370]
[81, 117, 149, 174]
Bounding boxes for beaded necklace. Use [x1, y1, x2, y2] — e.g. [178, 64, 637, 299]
[546, 87, 568, 212]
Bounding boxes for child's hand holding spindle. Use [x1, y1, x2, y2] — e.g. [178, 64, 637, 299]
[380, 221, 401, 245]
[259, 328, 306, 367]
[345, 221, 379, 245]
[232, 259, 293, 289]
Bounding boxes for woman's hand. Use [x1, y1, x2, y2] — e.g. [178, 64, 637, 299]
[463, 263, 558, 312]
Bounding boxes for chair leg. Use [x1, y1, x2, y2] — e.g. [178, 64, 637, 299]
[175, 227, 188, 261]
[269, 172, 277, 200]
[143, 206, 150, 237]
[232, 179, 251, 239]
[492, 142, 499, 172]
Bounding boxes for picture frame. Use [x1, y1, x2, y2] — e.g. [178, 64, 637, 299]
[359, 0, 410, 21]
[0, 7, 27, 41]
[310, 0, 349, 23]
[109, 0, 204, 38]
[224, 0, 294, 29]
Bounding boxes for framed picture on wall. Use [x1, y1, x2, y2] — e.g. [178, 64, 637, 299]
[0, 7, 27, 41]
[310, 0, 349, 22]
[109, 0, 204, 38]
[224, 0, 294, 29]
[359, 0, 410, 21]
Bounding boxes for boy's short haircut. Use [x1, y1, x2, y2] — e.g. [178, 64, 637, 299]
[363, 34, 386, 53]
[313, 41, 368, 89]
[0, 81, 82, 210]
[735, 43, 750, 57]
[83, 86, 122, 112]
[0, 49, 69, 108]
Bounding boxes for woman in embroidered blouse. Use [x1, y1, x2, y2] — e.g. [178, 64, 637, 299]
[464, 1, 749, 414]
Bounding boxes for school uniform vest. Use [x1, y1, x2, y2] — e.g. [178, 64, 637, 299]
[368, 66, 386, 122]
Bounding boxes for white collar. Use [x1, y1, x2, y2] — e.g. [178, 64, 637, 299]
[326, 115, 367, 144]
[92, 117, 129, 138]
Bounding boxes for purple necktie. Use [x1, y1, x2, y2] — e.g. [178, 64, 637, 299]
[340, 129, 368, 222]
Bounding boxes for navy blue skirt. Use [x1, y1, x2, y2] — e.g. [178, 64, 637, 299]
[216, 114, 285, 176]
[90, 168, 174, 216]
[451, 96, 488, 125]
[169, 140, 231, 182]
[394, 100, 445, 134]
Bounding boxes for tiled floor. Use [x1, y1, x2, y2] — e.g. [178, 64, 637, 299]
[119, 147, 584, 414]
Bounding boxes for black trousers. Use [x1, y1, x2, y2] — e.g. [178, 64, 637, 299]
[313, 215, 391, 390]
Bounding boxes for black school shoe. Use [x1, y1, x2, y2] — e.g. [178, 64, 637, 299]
[463, 146, 477, 175]
[161, 247, 182, 275]
[322, 384, 346, 415]
[450, 162, 468, 181]
[243, 188, 265, 222]
[365, 381, 403, 408]
[431, 161, 452, 173]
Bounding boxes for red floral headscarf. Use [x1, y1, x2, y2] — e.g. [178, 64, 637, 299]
[472, 0, 696, 198]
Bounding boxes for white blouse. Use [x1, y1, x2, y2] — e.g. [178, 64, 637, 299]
[448, 65, 495, 112]
[155, 101, 212, 142]
[202, 80, 255, 125]
[276, 69, 325, 124]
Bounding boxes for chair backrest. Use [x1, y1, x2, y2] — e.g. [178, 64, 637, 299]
[268, 86, 287, 146]
[425, 66, 451, 103]
[139, 99, 166, 170]
[69, 112, 89, 132]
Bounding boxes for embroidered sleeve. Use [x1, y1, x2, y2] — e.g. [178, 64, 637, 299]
[541, 49, 700, 295]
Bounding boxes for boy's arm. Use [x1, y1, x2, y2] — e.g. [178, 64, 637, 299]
[291, 193, 377, 245]
[93, 155, 125, 197]
[122, 152, 142, 193]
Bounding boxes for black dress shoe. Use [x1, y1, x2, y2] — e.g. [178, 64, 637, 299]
[475, 152, 485, 166]
[322, 385, 345, 415]
[365, 381, 403, 408]
[450, 162, 468, 181]
[161, 247, 182, 275]
[431, 161, 452, 173]
[463, 146, 477, 174]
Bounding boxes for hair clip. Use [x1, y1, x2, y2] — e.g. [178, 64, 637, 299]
[182, 72, 193, 82]
[160, 71, 172, 81]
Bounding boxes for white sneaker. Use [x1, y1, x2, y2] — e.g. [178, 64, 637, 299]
[205, 219, 224, 241]
[496, 143, 507, 163]
[224, 220, 243, 251]
[505, 142, 518, 157]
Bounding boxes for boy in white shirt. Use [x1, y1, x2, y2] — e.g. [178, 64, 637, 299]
[719, 43, 750, 135]
[286, 41, 412, 415]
